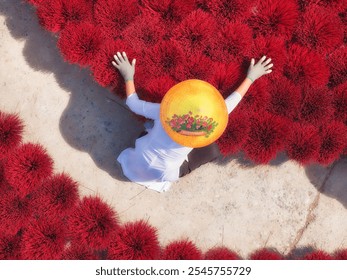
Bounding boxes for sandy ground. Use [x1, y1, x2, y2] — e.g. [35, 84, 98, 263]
[0, 0, 346, 258]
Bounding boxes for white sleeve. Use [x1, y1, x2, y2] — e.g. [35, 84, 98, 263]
[225, 91, 242, 114]
[126, 93, 161, 120]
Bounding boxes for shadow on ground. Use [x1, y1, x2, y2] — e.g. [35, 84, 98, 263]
[287, 246, 316, 259]
[1, 0, 346, 205]
[306, 157, 347, 208]
[0, 0, 145, 181]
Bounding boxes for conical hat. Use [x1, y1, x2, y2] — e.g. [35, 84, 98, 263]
[160, 79, 228, 148]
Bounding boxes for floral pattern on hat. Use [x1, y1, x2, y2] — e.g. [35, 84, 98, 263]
[166, 111, 218, 138]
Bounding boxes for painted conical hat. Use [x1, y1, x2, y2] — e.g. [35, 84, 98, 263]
[160, 79, 228, 148]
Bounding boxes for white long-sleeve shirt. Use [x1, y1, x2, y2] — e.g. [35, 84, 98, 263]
[117, 91, 242, 192]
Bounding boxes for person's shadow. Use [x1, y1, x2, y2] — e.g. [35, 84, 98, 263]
[1, 0, 346, 204]
[0, 0, 147, 181]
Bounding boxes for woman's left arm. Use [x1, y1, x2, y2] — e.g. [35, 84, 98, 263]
[112, 52, 160, 119]
[112, 51, 137, 97]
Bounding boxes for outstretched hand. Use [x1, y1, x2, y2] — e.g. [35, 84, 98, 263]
[112, 51, 136, 81]
[247, 56, 273, 82]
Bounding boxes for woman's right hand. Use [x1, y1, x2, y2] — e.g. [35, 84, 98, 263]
[247, 56, 273, 82]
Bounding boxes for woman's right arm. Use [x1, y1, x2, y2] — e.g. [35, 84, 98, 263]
[225, 56, 273, 114]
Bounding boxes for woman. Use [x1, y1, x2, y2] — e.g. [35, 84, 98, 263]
[112, 52, 273, 192]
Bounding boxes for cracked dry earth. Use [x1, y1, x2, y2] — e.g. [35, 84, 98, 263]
[0, 0, 346, 258]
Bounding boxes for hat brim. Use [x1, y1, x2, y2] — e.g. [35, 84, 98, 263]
[160, 79, 228, 148]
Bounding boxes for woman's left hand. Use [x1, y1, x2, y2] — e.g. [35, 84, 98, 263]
[112, 52, 136, 81]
